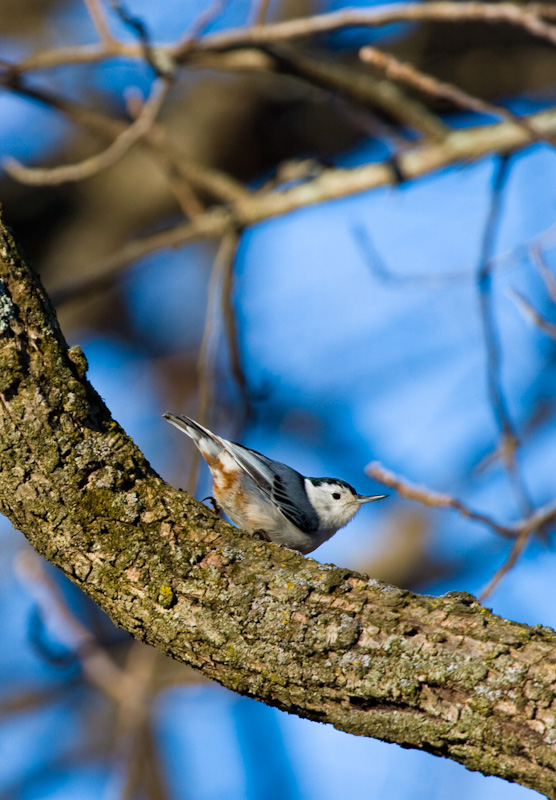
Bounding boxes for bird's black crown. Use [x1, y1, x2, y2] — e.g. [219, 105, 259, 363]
[308, 477, 357, 495]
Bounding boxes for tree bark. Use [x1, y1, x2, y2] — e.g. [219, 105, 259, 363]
[0, 208, 555, 797]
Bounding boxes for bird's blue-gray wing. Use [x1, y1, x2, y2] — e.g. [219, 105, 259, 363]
[225, 443, 319, 533]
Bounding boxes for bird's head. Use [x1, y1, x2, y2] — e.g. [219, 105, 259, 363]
[305, 477, 387, 532]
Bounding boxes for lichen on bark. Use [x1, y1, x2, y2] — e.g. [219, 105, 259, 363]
[1, 207, 556, 798]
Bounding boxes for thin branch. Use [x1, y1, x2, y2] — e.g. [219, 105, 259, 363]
[14, 41, 132, 75]
[106, 0, 172, 77]
[521, 497, 556, 534]
[13, 3, 556, 74]
[367, 462, 556, 539]
[475, 157, 539, 599]
[50, 208, 231, 306]
[360, 46, 542, 144]
[250, 0, 273, 27]
[157, 161, 206, 219]
[102, 643, 161, 800]
[125, 89, 205, 219]
[144, 122, 251, 205]
[479, 492, 556, 601]
[176, 0, 231, 55]
[3, 78, 170, 186]
[188, 228, 240, 495]
[260, 44, 447, 141]
[2, 73, 249, 211]
[14, 551, 127, 702]
[477, 157, 534, 511]
[479, 530, 531, 601]
[82, 0, 116, 44]
[478, 158, 517, 447]
[174, 2, 556, 59]
[220, 236, 252, 422]
[0, 73, 127, 140]
[49, 106, 556, 305]
[353, 224, 476, 287]
[366, 462, 515, 538]
[531, 244, 556, 305]
[509, 288, 556, 341]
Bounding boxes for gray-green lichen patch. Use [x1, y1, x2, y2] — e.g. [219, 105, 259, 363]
[67, 345, 88, 378]
[0, 278, 15, 332]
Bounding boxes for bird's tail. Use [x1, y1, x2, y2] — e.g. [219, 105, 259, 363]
[162, 413, 222, 458]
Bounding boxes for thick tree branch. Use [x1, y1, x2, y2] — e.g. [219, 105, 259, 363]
[1, 211, 556, 797]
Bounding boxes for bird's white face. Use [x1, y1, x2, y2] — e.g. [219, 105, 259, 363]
[304, 479, 366, 532]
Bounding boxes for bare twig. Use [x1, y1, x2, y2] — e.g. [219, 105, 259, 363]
[531, 244, 556, 305]
[106, 0, 172, 77]
[49, 106, 556, 305]
[14, 551, 126, 702]
[176, 0, 231, 55]
[125, 89, 205, 219]
[475, 157, 539, 598]
[3, 73, 249, 212]
[188, 228, 240, 494]
[50, 208, 232, 306]
[353, 224, 475, 287]
[483, 496, 556, 603]
[4, 78, 170, 185]
[478, 157, 533, 509]
[250, 0, 273, 26]
[157, 161, 207, 219]
[13, 3, 556, 74]
[367, 462, 556, 541]
[144, 121, 251, 205]
[261, 44, 447, 141]
[360, 46, 542, 144]
[1, 73, 127, 139]
[16, 549, 167, 799]
[175, 2, 556, 59]
[478, 157, 515, 445]
[197, 229, 239, 421]
[220, 236, 252, 422]
[479, 531, 529, 601]
[366, 462, 515, 537]
[102, 642, 161, 800]
[82, 0, 116, 44]
[509, 288, 556, 341]
[521, 497, 556, 534]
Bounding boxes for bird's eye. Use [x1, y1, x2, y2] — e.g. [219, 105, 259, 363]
[332, 492, 341, 500]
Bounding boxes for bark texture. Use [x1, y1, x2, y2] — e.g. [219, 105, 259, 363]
[0, 209, 556, 797]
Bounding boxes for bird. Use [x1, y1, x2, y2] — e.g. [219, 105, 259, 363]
[163, 413, 387, 554]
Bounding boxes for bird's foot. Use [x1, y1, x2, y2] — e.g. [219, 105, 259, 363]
[202, 496, 221, 515]
[252, 529, 271, 543]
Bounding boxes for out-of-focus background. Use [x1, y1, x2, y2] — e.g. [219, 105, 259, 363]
[2, 0, 556, 797]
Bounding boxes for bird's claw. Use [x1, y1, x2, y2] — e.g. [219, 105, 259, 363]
[252, 529, 271, 543]
[202, 496, 221, 515]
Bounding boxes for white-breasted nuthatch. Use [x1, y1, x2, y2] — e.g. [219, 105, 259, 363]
[163, 413, 387, 554]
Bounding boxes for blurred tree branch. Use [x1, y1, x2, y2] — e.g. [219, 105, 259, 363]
[2, 211, 556, 798]
[40, 105, 556, 306]
[9, 3, 556, 73]
[3, 78, 171, 185]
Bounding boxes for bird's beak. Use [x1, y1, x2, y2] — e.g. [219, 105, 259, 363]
[356, 494, 388, 504]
